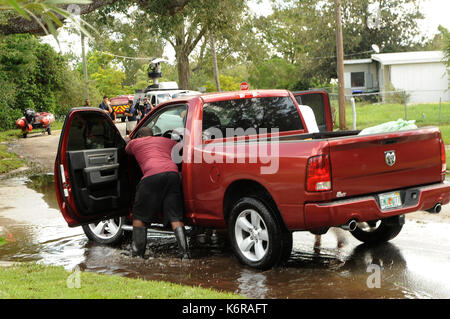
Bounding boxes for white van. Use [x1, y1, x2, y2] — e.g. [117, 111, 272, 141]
[134, 82, 200, 109]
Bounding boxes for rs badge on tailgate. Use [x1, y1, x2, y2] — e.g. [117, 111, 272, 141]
[385, 150, 396, 166]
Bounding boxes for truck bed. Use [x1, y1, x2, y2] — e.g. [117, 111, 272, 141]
[274, 127, 443, 200]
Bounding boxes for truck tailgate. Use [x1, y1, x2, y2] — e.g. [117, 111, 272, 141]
[328, 127, 443, 198]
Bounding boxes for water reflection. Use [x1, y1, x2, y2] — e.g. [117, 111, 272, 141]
[25, 174, 59, 210]
[237, 269, 268, 298]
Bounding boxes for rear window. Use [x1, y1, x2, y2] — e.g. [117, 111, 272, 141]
[202, 96, 303, 138]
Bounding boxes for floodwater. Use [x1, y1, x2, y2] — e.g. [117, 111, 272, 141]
[1, 175, 450, 298]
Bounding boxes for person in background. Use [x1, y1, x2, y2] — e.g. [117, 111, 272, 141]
[84, 99, 91, 107]
[107, 98, 116, 122]
[124, 99, 138, 135]
[135, 99, 143, 123]
[125, 127, 190, 259]
[99, 96, 113, 118]
[142, 97, 153, 117]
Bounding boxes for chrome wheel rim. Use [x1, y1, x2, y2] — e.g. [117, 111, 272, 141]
[88, 218, 122, 240]
[234, 209, 269, 262]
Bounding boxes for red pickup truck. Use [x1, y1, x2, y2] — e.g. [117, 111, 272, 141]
[54, 89, 450, 269]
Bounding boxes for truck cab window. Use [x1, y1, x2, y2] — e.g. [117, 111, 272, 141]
[67, 113, 121, 151]
[142, 104, 187, 136]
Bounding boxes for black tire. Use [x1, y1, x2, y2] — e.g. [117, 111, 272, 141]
[22, 133, 27, 138]
[228, 197, 285, 270]
[82, 217, 126, 245]
[279, 230, 293, 265]
[121, 117, 126, 123]
[350, 216, 403, 244]
[47, 126, 51, 135]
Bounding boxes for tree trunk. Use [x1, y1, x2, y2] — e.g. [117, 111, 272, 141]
[81, 31, 89, 100]
[210, 32, 221, 92]
[177, 52, 191, 90]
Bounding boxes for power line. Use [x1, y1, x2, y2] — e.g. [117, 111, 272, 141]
[97, 51, 156, 61]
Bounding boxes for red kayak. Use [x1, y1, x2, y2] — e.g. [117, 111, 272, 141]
[16, 109, 55, 138]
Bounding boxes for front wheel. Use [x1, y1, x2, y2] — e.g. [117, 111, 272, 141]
[350, 215, 404, 244]
[82, 217, 126, 245]
[228, 197, 286, 270]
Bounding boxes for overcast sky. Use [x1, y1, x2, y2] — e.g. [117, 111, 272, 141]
[43, 0, 450, 61]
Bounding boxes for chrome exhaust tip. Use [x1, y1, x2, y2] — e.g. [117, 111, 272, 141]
[426, 203, 442, 214]
[340, 219, 357, 232]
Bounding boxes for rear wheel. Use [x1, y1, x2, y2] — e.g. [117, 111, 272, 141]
[279, 230, 293, 264]
[228, 197, 286, 270]
[121, 117, 126, 123]
[82, 217, 126, 245]
[47, 126, 51, 135]
[350, 215, 404, 244]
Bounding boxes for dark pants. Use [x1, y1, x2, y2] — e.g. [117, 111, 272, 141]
[132, 172, 184, 227]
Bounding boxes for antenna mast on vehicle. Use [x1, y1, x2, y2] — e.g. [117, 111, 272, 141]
[146, 58, 168, 89]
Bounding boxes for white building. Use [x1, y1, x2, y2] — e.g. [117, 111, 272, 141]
[344, 51, 449, 104]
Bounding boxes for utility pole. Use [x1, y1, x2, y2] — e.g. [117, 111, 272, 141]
[334, 0, 346, 130]
[81, 30, 89, 101]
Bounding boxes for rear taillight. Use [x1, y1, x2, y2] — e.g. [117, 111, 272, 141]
[306, 155, 331, 192]
[440, 138, 446, 173]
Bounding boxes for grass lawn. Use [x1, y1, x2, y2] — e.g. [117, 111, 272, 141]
[0, 120, 64, 174]
[0, 120, 64, 143]
[330, 101, 450, 141]
[0, 144, 24, 174]
[0, 263, 242, 299]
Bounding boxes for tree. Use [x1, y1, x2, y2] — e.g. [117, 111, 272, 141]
[0, 0, 101, 38]
[138, 0, 247, 89]
[439, 26, 450, 67]
[0, 34, 85, 129]
[75, 50, 131, 97]
[0, 0, 191, 36]
[83, 7, 166, 86]
[249, 0, 426, 89]
[248, 57, 300, 90]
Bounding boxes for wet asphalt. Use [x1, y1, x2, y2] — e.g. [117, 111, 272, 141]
[1, 175, 450, 298]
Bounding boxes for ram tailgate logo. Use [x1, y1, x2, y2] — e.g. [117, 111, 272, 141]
[385, 150, 396, 166]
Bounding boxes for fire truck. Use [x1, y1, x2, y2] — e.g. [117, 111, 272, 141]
[110, 94, 135, 122]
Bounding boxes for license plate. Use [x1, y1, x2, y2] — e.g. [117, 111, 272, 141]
[378, 191, 402, 210]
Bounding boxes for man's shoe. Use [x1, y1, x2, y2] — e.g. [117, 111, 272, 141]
[174, 226, 191, 259]
[131, 226, 147, 258]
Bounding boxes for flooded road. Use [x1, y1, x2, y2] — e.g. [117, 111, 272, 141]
[1, 175, 450, 298]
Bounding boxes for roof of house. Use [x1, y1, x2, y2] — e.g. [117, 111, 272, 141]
[371, 51, 444, 65]
[344, 51, 445, 66]
[343, 58, 373, 65]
